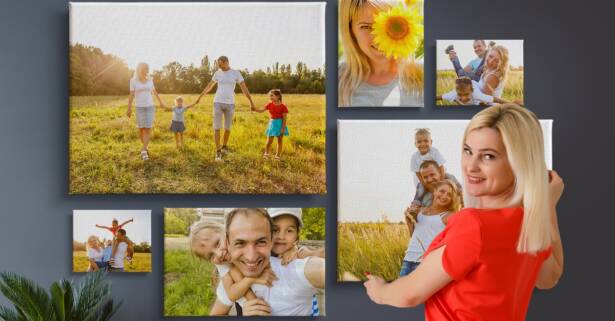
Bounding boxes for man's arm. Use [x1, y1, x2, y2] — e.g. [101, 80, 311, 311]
[304, 256, 325, 289]
[239, 81, 255, 109]
[201, 80, 217, 96]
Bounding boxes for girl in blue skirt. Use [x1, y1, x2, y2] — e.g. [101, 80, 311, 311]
[252, 89, 289, 160]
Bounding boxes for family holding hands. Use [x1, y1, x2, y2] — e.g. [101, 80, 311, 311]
[126, 56, 289, 162]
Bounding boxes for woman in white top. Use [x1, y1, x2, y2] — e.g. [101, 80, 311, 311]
[400, 180, 461, 277]
[338, 0, 423, 107]
[86, 235, 104, 272]
[126, 62, 164, 160]
[477, 45, 509, 99]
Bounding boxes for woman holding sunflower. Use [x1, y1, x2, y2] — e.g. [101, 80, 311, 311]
[338, 0, 424, 107]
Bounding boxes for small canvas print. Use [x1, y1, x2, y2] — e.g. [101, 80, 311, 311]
[164, 208, 325, 316]
[338, 0, 424, 107]
[73, 210, 152, 273]
[69, 2, 326, 194]
[337, 120, 552, 281]
[436, 40, 524, 106]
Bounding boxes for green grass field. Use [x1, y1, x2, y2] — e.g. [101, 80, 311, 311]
[69, 94, 326, 194]
[72, 251, 151, 272]
[164, 249, 217, 316]
[337, 222, 409, 281]
[436, 69, 524, 106]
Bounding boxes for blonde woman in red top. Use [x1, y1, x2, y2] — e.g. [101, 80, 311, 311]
[364, 104, 564, 321]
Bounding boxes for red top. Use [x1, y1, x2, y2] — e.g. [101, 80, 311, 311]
[266, 102, 289, 119]
[105, 226, 120, 236]
[424, 207, 552, 321]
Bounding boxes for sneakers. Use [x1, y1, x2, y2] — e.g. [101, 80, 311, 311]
[215, 150, 223, 162]
[140, 150, 149, 161]
[263, 152, 269, 159]
[221, 145, 230, 154]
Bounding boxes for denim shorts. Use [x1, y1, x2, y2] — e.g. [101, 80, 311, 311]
[136, 106, 155, 128]
[399, 260, 420, 277]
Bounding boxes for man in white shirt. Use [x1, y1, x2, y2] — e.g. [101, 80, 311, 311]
[209, 208, 325, 316]
[200, 56, 256, 161]
[109, 228, 129, 272]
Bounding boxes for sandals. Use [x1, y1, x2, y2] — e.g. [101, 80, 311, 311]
[263, 152, 270, 159]
[141, 150, 149, 161]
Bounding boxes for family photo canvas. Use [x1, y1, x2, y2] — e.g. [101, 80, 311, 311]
[436, 39, 524, 106]
[164, 208, 325, 316]
[337, 119, 552, 281]
[73, 210, 152, 273]
[69, 2, 326, 194]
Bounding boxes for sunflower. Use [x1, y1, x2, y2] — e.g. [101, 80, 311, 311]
[371, 4, 423, 59]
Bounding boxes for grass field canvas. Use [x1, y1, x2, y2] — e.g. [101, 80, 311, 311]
[337, 120, 552, 281]
[73, 210, 152, 273]
[436, 40, 524, 106]
[69, 2, 326, 194]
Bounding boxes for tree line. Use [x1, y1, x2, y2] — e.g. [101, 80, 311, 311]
[70, 43, 325, 96]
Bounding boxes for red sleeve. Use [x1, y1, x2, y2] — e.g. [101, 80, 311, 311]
[265, 103, 272, 111]
[425, 211, 482, 281]
[282, 104, 289, 113]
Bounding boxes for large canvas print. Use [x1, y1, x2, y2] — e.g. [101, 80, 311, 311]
[164, 208, 325, 316]
[69, 2, 326, 194]
[337, 119, 552, 281]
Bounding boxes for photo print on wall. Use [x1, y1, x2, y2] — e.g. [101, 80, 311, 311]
[338, 0, 424, 107]
[69, 2, 326, 194]
[436, 40, 524, 107]
[337, 119, 552, 281]
[164, 208, 325, 316]
[73, 210, 152, 273]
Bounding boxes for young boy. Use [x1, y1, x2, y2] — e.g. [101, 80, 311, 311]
[410, 128, 446, 185]
[437, 76, 512, 106]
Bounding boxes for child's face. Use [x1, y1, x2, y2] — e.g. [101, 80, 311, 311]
[193, 228, 229, 264]
[272, 215, 299, 255]
[269, 93, 279, 102]
[415, 134, 432, 155]
[433, 184, 453, 208]
[112, 220, 118, 227]
[456, 86, 473, 105]
[176, 99, 184, 107]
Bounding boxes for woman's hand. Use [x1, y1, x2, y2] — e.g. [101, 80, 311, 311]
[253, 268, 278, 287]
[548, 170, 564, 208]
[404, 205, 418, 225]
[280, 245, 298, 265]
[364, 274, 388, 304]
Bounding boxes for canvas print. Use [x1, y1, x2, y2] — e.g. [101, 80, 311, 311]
[436, 40, 524, 106]
[338, 0, 424, 107]
[73, 210, 152, 273]
[337, 120, 552, 281]
[164, 208, 325, 316]
[69, 2, 326, 194]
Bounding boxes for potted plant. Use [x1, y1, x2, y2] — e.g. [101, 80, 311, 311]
[0, 271, 121, 321]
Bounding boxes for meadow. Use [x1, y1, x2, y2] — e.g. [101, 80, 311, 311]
[69, 94, 326, 194]
[337, 222, 410, 281]
[72, 251, 151, 272]
[436, 69, 524, 106]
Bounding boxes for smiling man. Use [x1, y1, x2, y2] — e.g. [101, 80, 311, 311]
[210, 208, 325, 316]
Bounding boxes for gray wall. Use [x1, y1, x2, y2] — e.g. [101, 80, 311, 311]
[0, 0, 611, 320]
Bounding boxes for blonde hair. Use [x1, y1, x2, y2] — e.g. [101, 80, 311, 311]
[433, 180, 462, 213]
[463, 104, 551, 254]
[133, 62, 150, 82]
[481, 45, 509, 91]
[338, 0, 423, 106]
[175, 96, 183, 104]
[415, 128, 431, 139]
[86, 235, 100, 250]
[189, 220, 224, 260]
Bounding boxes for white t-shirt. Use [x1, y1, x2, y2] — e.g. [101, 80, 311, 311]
[111, 242, 128, 268]
[212, 69, 244, 104]
[87, 247, 103, 262]
[130, 78, 155, 107]
[410, 146, 446, 185]
[441, 80, 495, 105]
[216, 257, 317, 316]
